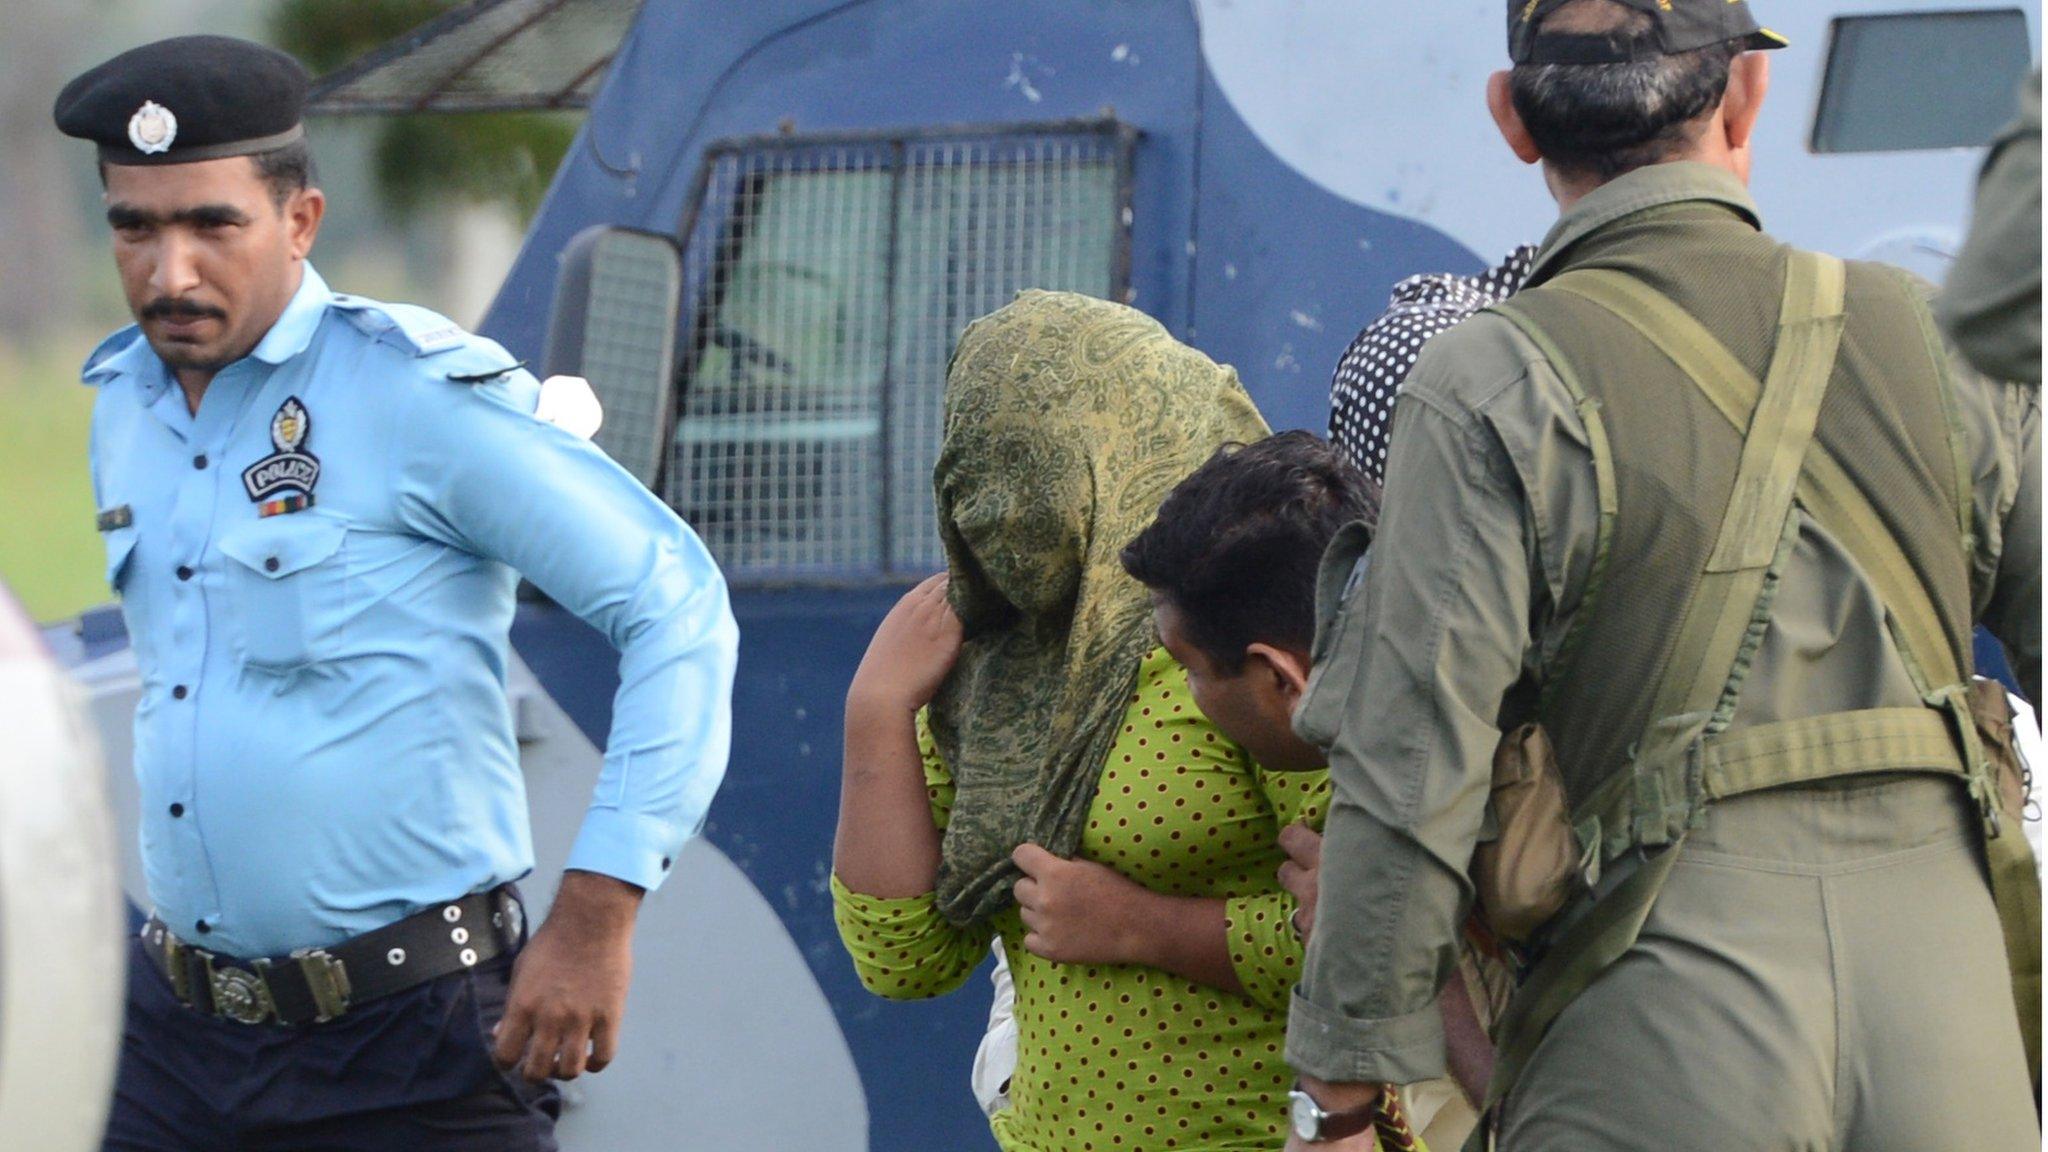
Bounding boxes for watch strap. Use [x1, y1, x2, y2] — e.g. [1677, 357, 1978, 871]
[1313, 1099, 1379, 1143]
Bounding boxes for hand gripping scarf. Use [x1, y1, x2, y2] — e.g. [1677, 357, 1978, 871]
[929, 290, 1270, 926]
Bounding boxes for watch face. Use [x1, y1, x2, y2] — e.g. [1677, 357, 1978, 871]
[1289, 1090, 1321, 1141]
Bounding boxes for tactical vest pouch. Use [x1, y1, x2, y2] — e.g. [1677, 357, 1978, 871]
[1972, 678, 2034, 822]
[1470, 724, 1580, 945]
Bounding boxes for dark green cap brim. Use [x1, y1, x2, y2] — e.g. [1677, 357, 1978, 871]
[1510, 0, 1789, 65]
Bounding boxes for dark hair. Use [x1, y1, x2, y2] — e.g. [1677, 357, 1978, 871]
[1509, 0, 1741, 181]
[1121, 431, 1380, 671]
[250, 139, 317, 207]
[95, 138, 317, 209]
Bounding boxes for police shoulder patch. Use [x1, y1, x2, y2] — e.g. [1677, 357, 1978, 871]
[329, 295, 472, 358]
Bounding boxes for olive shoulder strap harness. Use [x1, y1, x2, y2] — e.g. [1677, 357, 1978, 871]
[1471, 250, 2039, 1147]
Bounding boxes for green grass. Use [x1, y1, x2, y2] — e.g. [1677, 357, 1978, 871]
[0, 340, 106, 624]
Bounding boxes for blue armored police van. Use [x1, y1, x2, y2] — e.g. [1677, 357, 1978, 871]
[45, 2, 2036, 1148]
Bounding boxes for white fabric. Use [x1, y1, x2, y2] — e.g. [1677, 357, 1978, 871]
[536, 374, 604, 441]
[972, 939, 1019, 1118]
[2008, 690, 2043, 871]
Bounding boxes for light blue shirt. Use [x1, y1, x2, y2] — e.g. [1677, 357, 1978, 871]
[86, 265, 738, 958]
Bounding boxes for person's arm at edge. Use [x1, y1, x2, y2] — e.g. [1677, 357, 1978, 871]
[1287, 358, 1534, 1115]
[1940, 70, 2042, 386]
[1983, 384, 2042, 710]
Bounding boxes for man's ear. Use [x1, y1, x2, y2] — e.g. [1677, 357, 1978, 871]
[1487, 70, 1543, 165]
[1245, 642, 1313, 702]
[286, 186, 326, 261]
[1718, 52, 1770, 181]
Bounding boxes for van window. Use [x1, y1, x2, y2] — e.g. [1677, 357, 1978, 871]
[668, 122, 1135, 581]
[1812, 10, 2034, 154]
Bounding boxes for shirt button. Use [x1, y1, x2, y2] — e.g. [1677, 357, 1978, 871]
[172, 685, 189, 700]
[662, 857, 673, 870]
[175, 565, 194, 581]
[193, 919, 211, 935]
[169, 803, 185, 818]
[264, 557, 280, 573]
[192, 453, 208, 470]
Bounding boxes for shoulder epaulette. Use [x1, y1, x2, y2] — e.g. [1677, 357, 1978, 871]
[329, 294, 472, 358]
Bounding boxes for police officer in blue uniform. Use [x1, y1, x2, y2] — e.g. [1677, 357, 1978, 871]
[55, 35, 740, 1151]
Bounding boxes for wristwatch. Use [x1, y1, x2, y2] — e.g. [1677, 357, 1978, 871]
[1288, 1084, 1378, 1143]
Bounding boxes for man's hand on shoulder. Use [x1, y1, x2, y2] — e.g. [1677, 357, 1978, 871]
[493, 869, 643, 1082]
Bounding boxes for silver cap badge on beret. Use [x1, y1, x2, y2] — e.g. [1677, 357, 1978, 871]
[126, 101, 176, 155]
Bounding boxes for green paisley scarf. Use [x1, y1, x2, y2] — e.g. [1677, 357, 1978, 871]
[929, 290, 1270, 926]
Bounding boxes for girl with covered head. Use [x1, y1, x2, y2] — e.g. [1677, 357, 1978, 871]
[831, 290, 1422, 1151]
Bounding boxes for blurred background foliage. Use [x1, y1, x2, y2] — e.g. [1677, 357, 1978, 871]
[271, 0, 578, 220]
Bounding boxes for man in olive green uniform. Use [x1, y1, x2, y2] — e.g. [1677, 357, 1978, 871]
[1941, 69, 2041, 385]
[1281, 2, 2041, 1150]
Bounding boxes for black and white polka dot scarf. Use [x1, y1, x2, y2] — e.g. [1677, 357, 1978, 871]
[1330, 246, 1539, 485]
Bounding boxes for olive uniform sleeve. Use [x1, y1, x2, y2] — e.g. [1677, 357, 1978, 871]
[1286, 347, 1538, 1086]
[1940, 69, 2042, 386]
[831, 711, 995, 1000]
[1983, 384, 2042, 707]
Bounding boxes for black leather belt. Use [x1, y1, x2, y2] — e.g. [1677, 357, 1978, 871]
[141, 885, 525, 1026]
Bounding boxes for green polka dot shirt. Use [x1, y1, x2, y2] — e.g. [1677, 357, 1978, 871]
[833, 648, 1338, 1151]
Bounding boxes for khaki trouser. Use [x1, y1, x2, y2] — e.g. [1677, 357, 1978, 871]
[1502, 775, 2038, 1152]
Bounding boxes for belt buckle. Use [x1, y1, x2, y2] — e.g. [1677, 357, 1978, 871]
[206, 957, 275, 1025]
[291, 948, 353, 1022]
[491, 887, 525, 946]
[153, 926, 195, 1008]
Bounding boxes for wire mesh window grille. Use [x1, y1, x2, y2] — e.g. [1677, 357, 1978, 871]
[666, 121, 1135, 582]
[308, 0, 639, 114]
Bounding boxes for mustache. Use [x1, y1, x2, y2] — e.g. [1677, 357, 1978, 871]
[142, 298, 226, 322]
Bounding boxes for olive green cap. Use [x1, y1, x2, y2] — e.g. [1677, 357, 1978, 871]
[1509, 0, 1789, 65]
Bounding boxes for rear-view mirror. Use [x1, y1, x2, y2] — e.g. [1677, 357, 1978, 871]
[543, 226, 685, 489]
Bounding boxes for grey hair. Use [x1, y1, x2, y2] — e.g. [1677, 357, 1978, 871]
[1509, 0, 1741, 181]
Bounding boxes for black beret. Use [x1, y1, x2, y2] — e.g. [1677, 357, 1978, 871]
[54, 35, 309, 166]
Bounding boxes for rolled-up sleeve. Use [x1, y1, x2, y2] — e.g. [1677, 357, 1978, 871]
[1287, 363, 1534, 1086]
[394, 367, 739, 892]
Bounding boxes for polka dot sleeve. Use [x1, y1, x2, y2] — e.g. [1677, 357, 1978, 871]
[1223, 891, 1303, 1013]
[830, 711, 990, 1001]
[830, 874, 993, 1001]
[1222, 765, 1332, 1013]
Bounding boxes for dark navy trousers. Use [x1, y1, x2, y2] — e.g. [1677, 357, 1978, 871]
[102, 937, 560, 1151]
